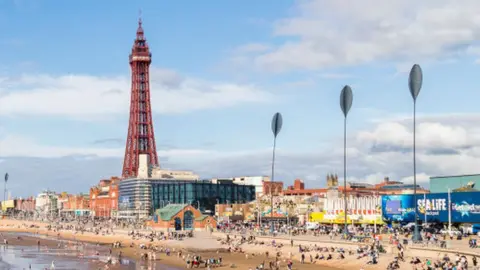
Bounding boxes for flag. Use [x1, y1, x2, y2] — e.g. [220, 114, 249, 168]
[4, 173, 8, 183]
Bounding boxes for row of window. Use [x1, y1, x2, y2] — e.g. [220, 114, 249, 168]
[118, 180, 256, 214]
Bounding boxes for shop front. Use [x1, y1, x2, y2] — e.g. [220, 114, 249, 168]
[382, 191, 480, 224]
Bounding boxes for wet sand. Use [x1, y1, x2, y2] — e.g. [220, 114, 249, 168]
[0, 233, 135, 269]
[0, 220, 377, 269]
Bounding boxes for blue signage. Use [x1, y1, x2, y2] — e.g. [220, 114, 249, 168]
[382, 192, 480, 224]
[382, 194, 416, 223]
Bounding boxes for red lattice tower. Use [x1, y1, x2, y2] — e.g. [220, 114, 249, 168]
[122, 18, 159, 178]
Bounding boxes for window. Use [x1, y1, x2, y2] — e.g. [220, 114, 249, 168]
[183, 211, 194, 230]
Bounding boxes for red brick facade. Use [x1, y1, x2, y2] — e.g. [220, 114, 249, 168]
[89, 177, 119, 217]
[64, 195, 90, 210]
[14, 198, 36, 212]
[148, 205, 217, 231]
[262, 181, 284, 196]
[283, 176, 429, 196]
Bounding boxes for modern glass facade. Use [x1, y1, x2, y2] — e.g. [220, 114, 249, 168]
[151, 180, 256, 213]
[118, 178, 151, 219]
[429, 174, 480, 193]
[118, 178, 256, 219]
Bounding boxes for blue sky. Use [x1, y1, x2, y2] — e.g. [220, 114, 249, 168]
[2, 0, 480, 197]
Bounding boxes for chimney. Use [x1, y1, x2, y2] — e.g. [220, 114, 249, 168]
[384, 176, 390, 183]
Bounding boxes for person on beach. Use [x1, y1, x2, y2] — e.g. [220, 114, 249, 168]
[287, 260, 293, 270]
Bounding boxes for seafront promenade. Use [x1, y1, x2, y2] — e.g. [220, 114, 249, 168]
[0, 219, 478, 269]
[210, 230, 480, 269]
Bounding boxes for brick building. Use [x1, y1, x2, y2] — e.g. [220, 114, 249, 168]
[148, 204, 217, 231]
[14, 198, 36, 213]
[89, 177, 119, 218]
[65, 194, 90, 210]
[283, 176, 429, 196]
[262, 181, 284, 196]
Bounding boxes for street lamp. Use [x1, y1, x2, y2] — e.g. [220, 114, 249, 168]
[4, 173, 9, 202]
[270, 112, 283, 218]
[408, 64, 423, 242]
[340, 85, 353, 235]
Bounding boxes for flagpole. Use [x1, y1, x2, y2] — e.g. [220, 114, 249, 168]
[424, 193, 427, 227]
[3, 173, 8, 202]
[448, 188, 452, 234]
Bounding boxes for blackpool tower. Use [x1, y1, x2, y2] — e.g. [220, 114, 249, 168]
[122, 18, 159, 178]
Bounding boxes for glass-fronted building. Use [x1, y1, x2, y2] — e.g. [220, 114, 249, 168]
[118, 178, 256, 219]
[151, 180, 256, 214]
[118, 178, 151, 219]
[429, 174, 480, 193]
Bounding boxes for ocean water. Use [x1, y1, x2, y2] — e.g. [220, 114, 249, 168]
[0, 239, 181, 270]
[0, 244, 135, 269]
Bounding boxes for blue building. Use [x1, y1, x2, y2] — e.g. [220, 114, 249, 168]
[382, 192, 480, 224]
[117, 178, 256, 219]
[429, 174, 480, 193]
[117, 178, 151, 219]
[150, 180, 256, 214]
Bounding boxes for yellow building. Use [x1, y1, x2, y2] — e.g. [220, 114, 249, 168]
[310, 210, 384, 225]
[1, 200, 15, 212]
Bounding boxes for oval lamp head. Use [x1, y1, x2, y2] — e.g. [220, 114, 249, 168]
[409, 64, 423, 101]
[340, 85, 353, 117]
[271, 112, 283, 138]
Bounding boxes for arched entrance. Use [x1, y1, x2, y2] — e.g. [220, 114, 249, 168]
[174, 217, 182, 231]
[183, 211, 194, 230]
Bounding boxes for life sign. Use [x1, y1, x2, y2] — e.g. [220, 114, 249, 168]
[417, 198, 447, 215]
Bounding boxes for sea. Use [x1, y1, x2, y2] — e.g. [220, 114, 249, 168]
[0, 234, 181, 270]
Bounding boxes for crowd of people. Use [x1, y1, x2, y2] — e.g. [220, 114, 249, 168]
[3, 213, 480, 269]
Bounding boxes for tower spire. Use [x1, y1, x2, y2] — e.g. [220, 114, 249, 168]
[122, 18, 159, 178]
[136, 10, 144, 40]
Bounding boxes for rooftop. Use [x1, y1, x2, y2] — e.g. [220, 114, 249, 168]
[154, 204, 188, 221]
[430, 173, 480, 179]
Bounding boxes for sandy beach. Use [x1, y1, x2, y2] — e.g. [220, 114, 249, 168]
[0, 219, 464, 269]
[0, 219, 336, 269]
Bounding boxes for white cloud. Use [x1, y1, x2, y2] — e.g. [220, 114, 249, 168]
[357, 117, 478, 150]
[240, 0, 480, 72]
[0, 134, 216, 159]
[0, 67, 274, 118]
[3, 113, 480, 196]
[400, 173, 431, 185]
[233, 43, 271, 54]
[320, 73, 353, 79]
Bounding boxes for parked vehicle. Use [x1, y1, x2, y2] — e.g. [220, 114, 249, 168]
[439, 228, 462, 235]
[305, 222, 320, 230]
[460, 224, 480, 235]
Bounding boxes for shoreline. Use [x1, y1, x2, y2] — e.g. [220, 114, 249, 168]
[0, 220, 332, 269]
[1, 219, 456, 269]
[0, 224, 187, 269]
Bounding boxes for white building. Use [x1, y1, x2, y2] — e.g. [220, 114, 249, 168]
[137, 154, 199, 181]
[117, 154, 200, 219]
[323, 194, 381, 220]
[35, 191, 58, 215]
[212, 176, 269, 195]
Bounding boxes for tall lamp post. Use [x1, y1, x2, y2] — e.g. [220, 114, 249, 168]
[408, 64, 423, 242]
[270, 112, 283, 218]
[4, 173, 8, 202]
[340, 85, 353, 235]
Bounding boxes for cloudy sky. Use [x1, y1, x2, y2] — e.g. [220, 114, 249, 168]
[1, 0, 480, 197]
